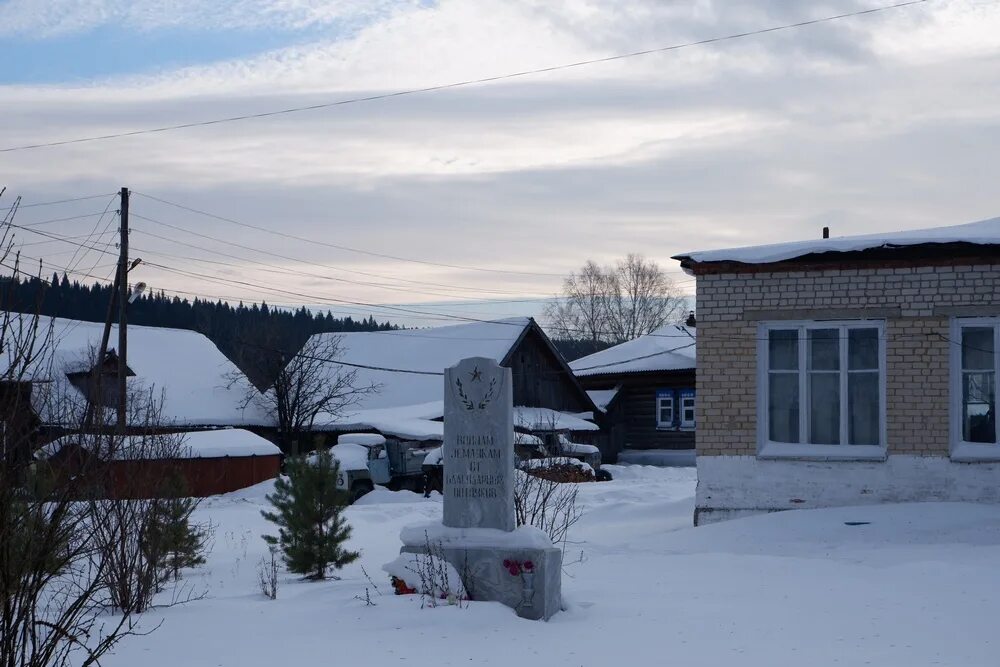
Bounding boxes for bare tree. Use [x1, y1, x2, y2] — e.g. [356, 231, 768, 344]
[545, 254, 685, 345]
[544, 260, 607, 349]
[0, 191, 204, 667]
[0, 194, 130, 667]
[233, 335, 378, 455]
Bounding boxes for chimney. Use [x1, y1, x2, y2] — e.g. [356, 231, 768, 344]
[685, 311, 696, 328]
[822, 226, 830, 239]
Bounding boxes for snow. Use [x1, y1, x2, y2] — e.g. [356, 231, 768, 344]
[328, 443, 370, 472]
[310, 318, 530, 416]
[559, 441, 600, 456]
[618, 448, 697, 467]
[40, 428, 279, 460]
[512, 406, 599, 431]
[382, 553, 466, 599]
[314, 401, 445, 441]
[571, 325, 696, 376]
[337, 433, 386, 446]
[2, 315, 267, 427]
[422, 446, 443, 466]
[673, 215, 1000, 265]
[400, 521, 554, 550]
[586, 388, 619, 411]
[90, 465, 1000, 667]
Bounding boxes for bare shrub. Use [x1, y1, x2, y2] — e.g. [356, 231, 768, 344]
[0, 192, 144, 667]
[256, 546, 279, 600]
[513, 468, 582, 547]
[524, 461, 594, 484]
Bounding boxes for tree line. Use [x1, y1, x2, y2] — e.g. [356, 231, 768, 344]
[2, 272, 398, 387]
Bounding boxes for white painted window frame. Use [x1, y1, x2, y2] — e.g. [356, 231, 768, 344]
[950, 317, 1000, 462]
[680, 394, 696, 430]
[756, 319, 887, 461]
[656, 394, 674, 429]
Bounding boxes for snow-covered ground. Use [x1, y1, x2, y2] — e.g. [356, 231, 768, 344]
[102, 465, 1000, 667]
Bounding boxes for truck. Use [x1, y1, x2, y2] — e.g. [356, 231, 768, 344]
[328, 433, 440, 502]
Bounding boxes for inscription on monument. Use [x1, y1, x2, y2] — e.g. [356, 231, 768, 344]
[442, 357, 515, 531]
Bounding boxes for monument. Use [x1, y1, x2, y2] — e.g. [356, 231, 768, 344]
[392, 356, 562, 620]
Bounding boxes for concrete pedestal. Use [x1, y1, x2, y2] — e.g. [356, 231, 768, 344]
[401, 543, 562, 620]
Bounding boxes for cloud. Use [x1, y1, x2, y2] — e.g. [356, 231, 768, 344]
[2, 0, 999, 318]
[0, 0, 405, 37]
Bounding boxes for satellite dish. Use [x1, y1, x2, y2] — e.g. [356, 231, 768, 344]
[128, 282, 147, 304]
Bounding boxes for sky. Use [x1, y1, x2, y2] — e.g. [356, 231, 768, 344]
[1, 0, 999, 328]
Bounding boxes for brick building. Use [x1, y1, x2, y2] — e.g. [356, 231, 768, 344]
[674, 216, 1000, 525]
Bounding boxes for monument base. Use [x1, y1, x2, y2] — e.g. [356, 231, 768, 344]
[398, 522, 562, 621]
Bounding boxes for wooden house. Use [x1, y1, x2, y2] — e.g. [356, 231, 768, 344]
[571, 325, 696, 462]
[300, 317, 605, 456]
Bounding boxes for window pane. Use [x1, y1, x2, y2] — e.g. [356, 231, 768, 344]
[769, 329, 799, 370]
[769, 372, 799, 443]
[848, 371, 880, 445]
[848, 328, 879, 370]
[963, 371, 996, 443]
[809, 372, 840, 444]
[962, 327, 995, 371]
[808, 329, 840, 371]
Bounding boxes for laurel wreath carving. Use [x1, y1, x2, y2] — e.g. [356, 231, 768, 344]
[455, 376, 498, 411]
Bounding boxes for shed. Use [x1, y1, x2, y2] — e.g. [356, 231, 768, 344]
[41, 428, 281, 498]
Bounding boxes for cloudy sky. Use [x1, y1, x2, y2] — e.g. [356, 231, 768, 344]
[1, 0, 998, 327]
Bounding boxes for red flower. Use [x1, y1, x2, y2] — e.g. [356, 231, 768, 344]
[507, 565, 520, 576]
[523, 561, 534, 572]
[502, 559, 512, 568]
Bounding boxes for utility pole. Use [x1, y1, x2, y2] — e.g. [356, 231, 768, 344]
[117, 187, 129, 432]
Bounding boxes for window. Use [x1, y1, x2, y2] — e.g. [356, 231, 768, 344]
[759, 321, 885, 459]
[951, 318, 999, 459]
[655, 389, 696, 430]
[656, 392, 674, 428]
[680, 392, 696, 429]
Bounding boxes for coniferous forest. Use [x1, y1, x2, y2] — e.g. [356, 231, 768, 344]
[3, 272, 599, 387]
[3, 272, 396, 387]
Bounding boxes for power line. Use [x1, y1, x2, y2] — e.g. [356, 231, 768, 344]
[0, 193, 119, 212]
[0, 0, 929, 154]
[133, 193, 564, 278]
[17, 211, 117, 228]
[129, 224, 552, 307]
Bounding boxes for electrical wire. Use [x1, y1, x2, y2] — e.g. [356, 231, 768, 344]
[133, 194, 565, 278]
[0, 0, 928, 154]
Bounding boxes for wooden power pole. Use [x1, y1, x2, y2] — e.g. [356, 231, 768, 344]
[117, 187, 129, 432]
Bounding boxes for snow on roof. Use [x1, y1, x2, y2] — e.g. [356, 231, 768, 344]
[337, 433, 386, 447]
[570, 325, 696, 377]
[673, 216, 1000, 266]
[41, 428, 279, 460]
[513, 406, 599, 432]
[315, 401, 445, 441]
[309, 318, 530, 413]
[4, 315, 267, 427]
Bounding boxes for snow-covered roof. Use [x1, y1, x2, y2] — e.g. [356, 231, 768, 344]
[673, 216, 1000, 266]
[41, 428, 279, 460]
[570, 325, 696, 377]
[513, 406, 599, 432]
[310, 318, 530, 413]
[3, 315, 267, 427]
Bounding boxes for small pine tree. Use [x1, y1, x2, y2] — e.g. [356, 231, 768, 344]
[145, 475, 208, 583]
[261, 452, 359, 580]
